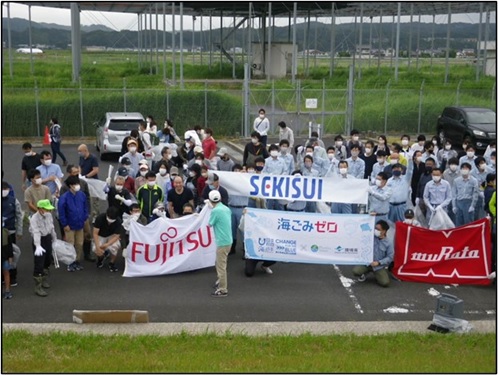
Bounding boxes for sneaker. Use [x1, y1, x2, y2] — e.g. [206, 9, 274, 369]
[10, 281, 18, 287]
[357, 274, 366, 282]
[67, 262, 77, 272]
[212, 280, 220, 289]
[75, 261, 84, 271]
[108, 263, 118, 273]
[103, 250, 111, 263]
[96, 257, 104, 269]
[3, 291, 13, 299]
[211, 289, 228, 297]
[261, 265, 273, 275]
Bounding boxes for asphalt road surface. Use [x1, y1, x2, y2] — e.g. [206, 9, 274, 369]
[2, 142, 496, 323]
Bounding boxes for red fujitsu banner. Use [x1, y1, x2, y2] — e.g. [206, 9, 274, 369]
[393, 219, 492, 285]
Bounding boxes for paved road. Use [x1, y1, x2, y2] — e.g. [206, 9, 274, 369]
[2, 142, 496, 323]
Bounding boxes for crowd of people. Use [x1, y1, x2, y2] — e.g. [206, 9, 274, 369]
[2, 110, 497, 299]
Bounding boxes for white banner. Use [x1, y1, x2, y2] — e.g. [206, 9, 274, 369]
[215, 171, 368, 204]
[243, 208, 375, 265]
[123, 205, 217, 277]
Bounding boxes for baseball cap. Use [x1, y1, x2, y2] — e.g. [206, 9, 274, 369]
[120, 157, 131, 165]
[404, 209, 415, 218]
[117, 167, 129, 177]
[208, 190, 221, 203]
[139, 164, 149, 171]
[37, 199, 55, 210]
[193, 146, 203, 154]
[127, 138, 138, 146]
[170, 166, 179, 176]
[138, 159, 148, 165]
[217, 147, 227, 156]
[206, 172, 218, 185]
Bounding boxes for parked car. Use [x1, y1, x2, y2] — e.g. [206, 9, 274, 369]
[437, 106, 496, 152]
[95, 112, 144, 160]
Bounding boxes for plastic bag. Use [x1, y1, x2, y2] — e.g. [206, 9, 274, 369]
[429, 207, 455, 230]
[414, 204, 428, 228]
[432, 314, 472, 333]
[52, 239, 77, 266]
[238, 214, 245, 233]
[11, 243, 21, 268]
[316, 201, 330, 214]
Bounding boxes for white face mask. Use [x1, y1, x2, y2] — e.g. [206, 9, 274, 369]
[374, 229, 381, 238]
[390, 159, 398, 165]
[377, 158, 384, 164]
[352, 136, 359, 141]
[106, 217, 116, 223]
[445, 145, 451, 150]
[251, 138, 258, 144]
[195, 160, 202, 166]
[404, 219, 413, 224]
[364, 148, 372, 154]
[189, 171, 196, 177]
[375, 179, 382, 187]
[449, 164, 458, 172]
[306, 152, 313, 157]
[335, 141, 343, 147]
[72, 184, 81, 192]
[44, 159, 52, 166]
[25, 151, 32, 157]
[2, 190, 9, 198]
[280, 147, 288, 154]
[115, 185, 124, 192]
[140, 171, 147, 177]
[491, 159, 496, 165]
[467, 151, 475, 158]
[339, 168, 348, 175]
[479, 164, 486, 171]
[416, 156, 423, 162]
[270, 151, 279, 157]
[166, 154, 172, 160]
[314, 146, 320, 151]
[432, 140, 438, 145]
[259, 114, 265, 119]
[247, 169, 255, 174]
[460, 169, 470, 176]
[328, 153, 335, 160]
[432, 176, 441, 183]
[159, 168, 167, 176]
[401, 139, 409, 146]
[128, 147, 137, 153]
[147, 181, 156, 187]
[34, 177, 42, 185]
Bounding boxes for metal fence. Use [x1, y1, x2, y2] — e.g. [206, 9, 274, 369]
[3, 79, 495, 139]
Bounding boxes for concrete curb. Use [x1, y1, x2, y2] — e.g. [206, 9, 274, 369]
[3, 320, 495, 336]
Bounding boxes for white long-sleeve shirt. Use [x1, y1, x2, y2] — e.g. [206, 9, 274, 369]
[253, 117, 270, 136]
[29, 211, 57, 247]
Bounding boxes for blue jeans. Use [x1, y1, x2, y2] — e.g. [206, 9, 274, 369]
[50, 141, 67, 164]
[455, 199, 473, 227]
[331, 203, 352, 214]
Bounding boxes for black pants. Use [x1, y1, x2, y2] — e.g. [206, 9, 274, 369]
[260, 135, 268, 148]
[245, 259, 276, 277]
[50, 141, 67, 164]
[32, 235, 53, 276]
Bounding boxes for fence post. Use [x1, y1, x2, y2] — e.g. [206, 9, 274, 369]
[35, 80, 40, 137]
[346, 65, 354, 136]
[166, 84, 170, 119]
[204, 80, 208, 127]
[418, 79, 425, 134]
[321, 78, 325, 132]
[123, 78, 127, 113]
[271, 79, 275, 134]
[492, 82, 496, 109]
[455, 79, 462, 106]
[243, 63, 250, 137]
[79, 77, 84, 136]
[384, 79, 391, 135]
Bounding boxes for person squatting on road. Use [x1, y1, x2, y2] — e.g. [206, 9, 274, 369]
[29, 199, 57, 297]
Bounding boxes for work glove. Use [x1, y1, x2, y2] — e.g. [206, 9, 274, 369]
[34, 246, 46, 256]
[106, 177, 112, 185]
[468, 206, 475, 213]
[428, 205, 435, 212]
[115, 194, 125, 202]
[453, 207, 458, 214]
[435, 205, 442, 211]
[415, 198, 420, 206]
[183, 164, 188, 171]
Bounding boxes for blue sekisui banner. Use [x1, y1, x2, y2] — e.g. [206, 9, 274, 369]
[243, 208, 375, 265]
[215, 171, 369, 204]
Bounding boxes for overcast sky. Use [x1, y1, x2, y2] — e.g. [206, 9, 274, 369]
[3, 2, 496, 32]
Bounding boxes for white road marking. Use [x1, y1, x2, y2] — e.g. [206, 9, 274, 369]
[383, 306, 410, 313]
[427, 287, 440, 296]
[333, 265, 364, 314]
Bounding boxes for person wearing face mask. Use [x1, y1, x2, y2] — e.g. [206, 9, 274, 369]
[370, 150, 388, 185]
[185, 164, 202, 208]
[423, 168, 452, 222]
[262, 144, 286, 211]
[346, 129, 364, 158]
[104, 175, 133, 218]
[373, 135, 390, 157]
[333, 135, 348, 161]
[387, 159, 414, 223]
[301, 155, 319, 213]
[120, 139, 144, 177]
[431, 136, 441, 156]
[48, 117, 68, 166]
[410, 151, 425, 206]
[29, 199, 58, 296]
[360, 141, 377, 179]
[352, 220, 394, 287]
[58, 175, 88, 272]
[278, 121, 294, 149]
[324, 147, 340, 177]
[402, 209, 421, 227]
[24, 169, 52, 214]
[21, 142, 42, 191]
[302, 145, 328, 177]
[451, 163, 480, 227]
[216, 148, 235, 172]
[178, 136, 196, 162]
[279, 139, 295, 175]
[78, 144, 100, 222]
[134, 163, 150, 192]
[331, 161, 355, 214]
[489, 151, 497, 173]
[384, 152, 407, 179]
[415, 158, 436, 219]
[472, 157, 494, 221]
[243, 132, 269, 169]
[399, 135, 412, 159]
[121, 130, 145, 156]
[36, 150, 64, 197]
[136, 171, 164, 223]
[421, 141, 439, 168]
[253, 108, 270, 147]
[442, 157, 461, 223]
[437, 140, 458, 171]
[154, 161, 170, 192]
[202, 128, 217, 165]
[458, 144, 478, 173]
[346, 144, 365, 180]
[92, 206, 122, 273]
[483, 141, 496, 165]
[201, 172, 229, 207]
[410, 134, 426, 153]
[368, 172, 393, 223]
[484, 173, 496, 219]
[1, 182, 23, 289]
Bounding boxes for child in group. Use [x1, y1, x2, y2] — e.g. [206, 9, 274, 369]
[402, 209, 422, 227]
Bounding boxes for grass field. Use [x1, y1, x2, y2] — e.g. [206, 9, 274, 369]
[2, 330, 496, 373]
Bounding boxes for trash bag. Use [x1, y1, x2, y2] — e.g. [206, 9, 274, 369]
[432, 314, 472, 333]
[414, 204, 428, 228]
[52, 239, 77, 266]
[238, 214, 245, 233]
[11, 243, 21, 268]
[429, 207, 455, 230]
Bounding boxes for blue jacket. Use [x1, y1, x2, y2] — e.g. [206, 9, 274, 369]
[58, 190, 88, 230]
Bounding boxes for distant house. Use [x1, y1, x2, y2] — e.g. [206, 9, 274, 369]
[16, 47, 43, 54]
[478, 41, 496, 77]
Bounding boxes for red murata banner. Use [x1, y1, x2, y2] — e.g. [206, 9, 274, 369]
[393, 219, 492, 285]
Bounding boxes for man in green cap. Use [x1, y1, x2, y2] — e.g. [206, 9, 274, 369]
[28, 199, 57, 297]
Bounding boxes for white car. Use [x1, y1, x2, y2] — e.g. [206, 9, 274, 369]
[95, 112, 144, 160]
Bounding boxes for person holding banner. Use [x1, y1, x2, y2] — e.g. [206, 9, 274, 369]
[227, 164, 249, 256]
[387, 159, 413, 223]
[368, 172, 392, 224]
[352, 220, 394, 287]
[136, 172, 164, 223]
[331, 161, 354, 215]
[263, 144, 287, 211]
[208, 190, 232, 297]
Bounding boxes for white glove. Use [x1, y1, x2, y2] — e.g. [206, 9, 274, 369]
[428, 205, 435, 212]
[453, 207, 458, 214]
[183, 164, 188, 171]
[435, 205, 442, 211]
[468, 206, 475, 213]
[34, 245, 46, 256]
[115, 194, 125, 202]
[297, 146, 304, 154]
[106, 177, 112, 185]
[415, 198, 420, 206]
[131, 214, 140, 222]
[368, 186, 376, 195]
[123, 199, 133, 206]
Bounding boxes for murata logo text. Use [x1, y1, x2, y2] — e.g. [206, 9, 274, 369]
[411, 246, 480, 262]
[130, 226, 213, 264]
[249, 175, 323, 199]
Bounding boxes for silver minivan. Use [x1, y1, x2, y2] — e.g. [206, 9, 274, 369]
[95, 112, 144, 160]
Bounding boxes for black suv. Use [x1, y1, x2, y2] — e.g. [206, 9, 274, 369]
[437, 107, 496, 152]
